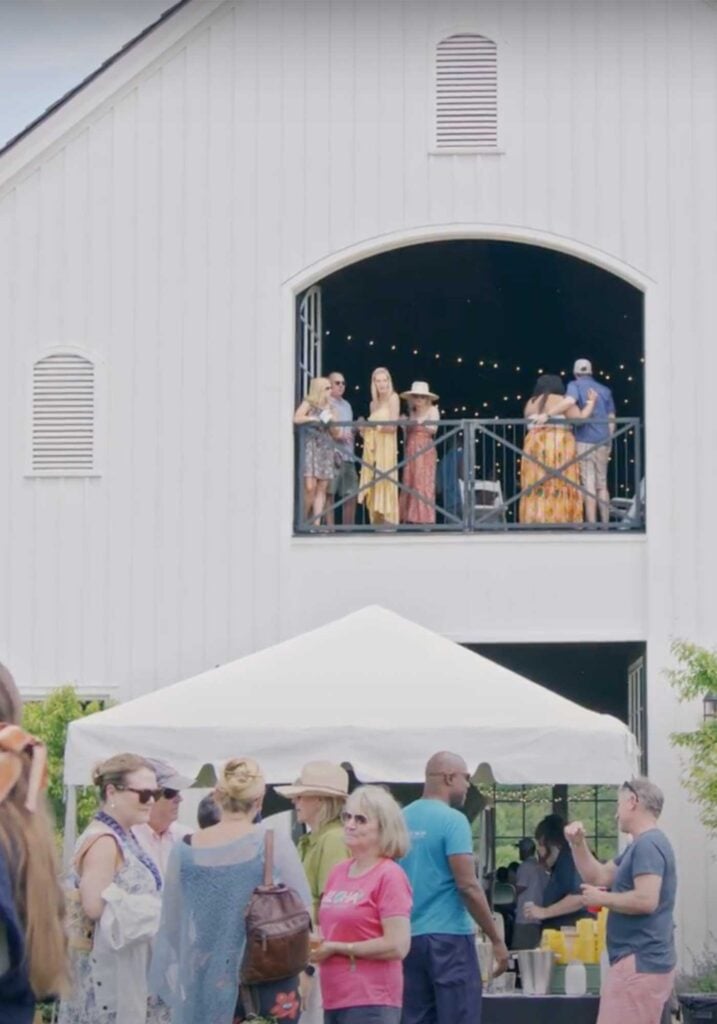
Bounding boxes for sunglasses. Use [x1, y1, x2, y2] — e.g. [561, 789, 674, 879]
[117, 786, 162, 804]
[341, 811, 370, 826]
[427, 771, 472, 784]
[622, 780, 639, 799]
[161, 788, 180, 800]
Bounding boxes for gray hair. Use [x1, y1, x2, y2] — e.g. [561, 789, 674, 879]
[623, 776, 664, 816]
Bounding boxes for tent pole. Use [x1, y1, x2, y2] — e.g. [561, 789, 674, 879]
[63, 786, 78, 867]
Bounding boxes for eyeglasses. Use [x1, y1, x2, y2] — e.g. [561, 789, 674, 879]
[117, 786, 162, 804]
[341, 811, 370, 826]
[161, 788, 180, 800]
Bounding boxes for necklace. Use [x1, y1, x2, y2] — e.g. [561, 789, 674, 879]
[94, 810, 163, 891]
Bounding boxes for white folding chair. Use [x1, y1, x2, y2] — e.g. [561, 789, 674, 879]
[472, 479, 507, 525]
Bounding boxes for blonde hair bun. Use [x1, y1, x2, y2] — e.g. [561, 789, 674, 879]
[219, 757, 265, 805]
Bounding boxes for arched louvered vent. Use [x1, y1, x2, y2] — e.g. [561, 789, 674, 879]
[435, 33, 498, 150]
[31, 353, 95, 474]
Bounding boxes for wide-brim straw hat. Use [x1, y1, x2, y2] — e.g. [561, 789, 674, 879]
[275, 760, 349, 799]
[400, 380, 439, 401]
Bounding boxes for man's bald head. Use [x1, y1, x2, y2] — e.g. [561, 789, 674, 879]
[425, 751, 468, 778]
[423, 751, 472, 808]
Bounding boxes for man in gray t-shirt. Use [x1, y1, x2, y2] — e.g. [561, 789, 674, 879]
[515, 838, 548, 924]
[565, 778, 676, 1024]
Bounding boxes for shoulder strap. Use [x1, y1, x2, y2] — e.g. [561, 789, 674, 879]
[263, 828, 275, 886]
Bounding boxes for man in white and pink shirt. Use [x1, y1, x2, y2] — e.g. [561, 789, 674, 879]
[132, 758, 194, 879]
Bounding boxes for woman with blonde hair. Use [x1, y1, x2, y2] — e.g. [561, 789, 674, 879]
[59, 753, 165, 1024]
[358, 368, 400, 526]
[312, 785, 412, 1024]
[150, 756, 311, 1024]
[294, 376, 339, 525]
[0, 663, 68, 1023]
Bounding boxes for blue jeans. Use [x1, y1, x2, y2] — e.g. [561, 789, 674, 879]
[401, 934, 482, 1024]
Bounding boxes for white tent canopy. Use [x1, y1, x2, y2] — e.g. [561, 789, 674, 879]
[65, 606, 638, 787]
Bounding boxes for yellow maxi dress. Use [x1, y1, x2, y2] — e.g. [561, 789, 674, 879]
[519, 421, 583, 524]
[358, 408, 399, 524]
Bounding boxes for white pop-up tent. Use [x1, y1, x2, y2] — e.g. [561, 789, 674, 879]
[65, 605, 638, 790]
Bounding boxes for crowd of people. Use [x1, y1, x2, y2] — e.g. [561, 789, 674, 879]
[294, 360, 617, 528]
[0, 660, 676, 1024]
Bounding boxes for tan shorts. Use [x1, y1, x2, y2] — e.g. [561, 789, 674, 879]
[577, 441, 611, 495]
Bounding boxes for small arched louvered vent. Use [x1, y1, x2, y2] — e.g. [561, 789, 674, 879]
[435, 33, 498, 151]
[31, 353, 95, 474]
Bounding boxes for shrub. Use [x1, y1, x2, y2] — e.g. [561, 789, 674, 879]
[21, 686, 104, 834]
[668, 640, 717, 835]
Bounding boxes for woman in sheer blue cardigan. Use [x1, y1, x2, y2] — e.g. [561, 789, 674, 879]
[149, 757, 311, 1024]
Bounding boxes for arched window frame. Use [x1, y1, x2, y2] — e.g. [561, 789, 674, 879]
[26, 346, 103, 478]
[431, 31, 502, 155]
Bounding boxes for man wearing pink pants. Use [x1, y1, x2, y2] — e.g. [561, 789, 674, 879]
[565, 778, 676, 1024]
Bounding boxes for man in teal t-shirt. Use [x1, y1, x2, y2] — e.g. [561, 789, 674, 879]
[400, 751, 509, 1024]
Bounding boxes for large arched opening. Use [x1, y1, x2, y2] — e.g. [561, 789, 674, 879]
[294, 238, 644, 532]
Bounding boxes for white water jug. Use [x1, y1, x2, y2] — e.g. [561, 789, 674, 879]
[565, 960, 587, 996]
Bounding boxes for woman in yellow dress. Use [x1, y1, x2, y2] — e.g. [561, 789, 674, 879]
[519, 374, 597, 524]
[358, 367, 400, 526]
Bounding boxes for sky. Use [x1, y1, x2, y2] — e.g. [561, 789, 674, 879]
[0, 0, 171, 146]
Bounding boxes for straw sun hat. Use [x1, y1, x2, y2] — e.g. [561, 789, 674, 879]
[400, 380, 439, 401]
[275, 760, 349, 800]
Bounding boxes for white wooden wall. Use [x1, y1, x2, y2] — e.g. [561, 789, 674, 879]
[0, 0, 716, 957]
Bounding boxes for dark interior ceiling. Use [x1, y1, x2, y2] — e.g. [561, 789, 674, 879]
[316, 240, 644, 421]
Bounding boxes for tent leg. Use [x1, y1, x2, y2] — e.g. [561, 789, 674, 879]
[63, 786, 78, 867]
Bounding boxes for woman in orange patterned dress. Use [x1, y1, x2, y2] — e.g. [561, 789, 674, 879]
[519, 375, 597, 524]
[399, 382, 440, 524]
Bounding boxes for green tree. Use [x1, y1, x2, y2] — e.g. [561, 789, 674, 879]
[668, 639, 717, 834]
[21, 686, 103, 834]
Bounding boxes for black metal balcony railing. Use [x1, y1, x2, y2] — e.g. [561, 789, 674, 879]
[294, 418, 644, 534]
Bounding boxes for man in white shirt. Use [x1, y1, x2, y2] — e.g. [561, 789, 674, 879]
[132, 758, 194, 878]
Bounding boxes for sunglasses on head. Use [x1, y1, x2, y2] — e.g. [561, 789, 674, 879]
[341, 810, 369, 826]
[117, 786, 163, 804]
[622, 780, 639, 799]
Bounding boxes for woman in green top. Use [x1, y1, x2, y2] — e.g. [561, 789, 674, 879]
[277, 761, 350, 1024]
[276, 760, 350, 921]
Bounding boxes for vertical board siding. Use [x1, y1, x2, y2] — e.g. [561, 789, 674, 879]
[0, 0, 714, 704]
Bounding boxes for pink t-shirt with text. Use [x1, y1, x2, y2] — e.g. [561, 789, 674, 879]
[318, 857, 413, 1009]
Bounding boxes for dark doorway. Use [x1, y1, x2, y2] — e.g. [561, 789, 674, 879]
[466, 641, 646, 723]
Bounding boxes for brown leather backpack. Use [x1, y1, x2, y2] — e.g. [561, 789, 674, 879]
[240, 828, 311, 986]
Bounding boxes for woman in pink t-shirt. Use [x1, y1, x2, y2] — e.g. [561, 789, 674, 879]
[312, 785, 413, 1024]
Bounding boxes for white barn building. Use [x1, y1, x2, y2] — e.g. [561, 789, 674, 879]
[1, 0, 716, 959]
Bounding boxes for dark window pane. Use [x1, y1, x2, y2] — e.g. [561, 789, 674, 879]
[596, 837, 619, 862]
[569, 800, 597, 832]
[496, 803, 524, 838]
[568, 785, 597, 800]
[525, 802, 553, 836]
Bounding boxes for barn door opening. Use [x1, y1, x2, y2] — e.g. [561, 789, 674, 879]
[628, 655, 647, 773]
[297, 285, 322, 400]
